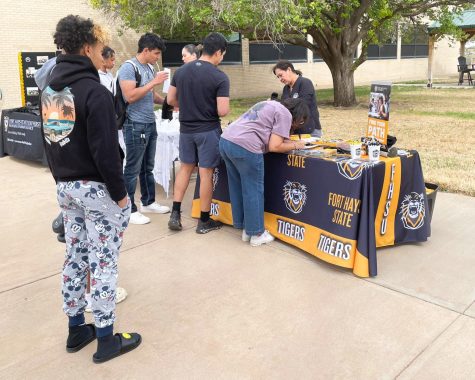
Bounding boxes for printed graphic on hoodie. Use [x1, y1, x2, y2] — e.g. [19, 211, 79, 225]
[41, 86, 75, 145]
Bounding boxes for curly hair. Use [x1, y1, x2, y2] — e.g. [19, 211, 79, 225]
[53, 15, 109, 54]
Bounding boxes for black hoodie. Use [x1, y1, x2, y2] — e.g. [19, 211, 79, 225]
[41, 54, 126, 202]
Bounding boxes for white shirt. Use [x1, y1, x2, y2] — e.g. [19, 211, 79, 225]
[98, 70, 115, 95]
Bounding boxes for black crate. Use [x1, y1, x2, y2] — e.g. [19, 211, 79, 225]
[425, 182, 438, 224]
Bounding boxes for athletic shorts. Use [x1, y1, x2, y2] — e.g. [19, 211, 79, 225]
[179, 129, 221, 168]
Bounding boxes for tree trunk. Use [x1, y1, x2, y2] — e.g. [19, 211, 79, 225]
[329, 58, 357, 107]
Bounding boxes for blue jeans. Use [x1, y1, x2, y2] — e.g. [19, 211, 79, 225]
[123, 119, 157, 213]
[219, 138, 264, 236]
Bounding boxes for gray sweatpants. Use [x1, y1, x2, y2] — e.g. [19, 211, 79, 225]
[57, 180, 130, 328]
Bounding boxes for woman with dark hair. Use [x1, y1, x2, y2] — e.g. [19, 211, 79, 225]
[273, 60, 322, 137]
[162, 44, 203, 119]
[42, 14, 141, 363]
[182, 43, 202, 63]
[219, 98, 309, 246]
[98, 46, 116, 94]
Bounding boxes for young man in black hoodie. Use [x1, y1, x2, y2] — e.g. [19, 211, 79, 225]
[41, 15, 141, 363]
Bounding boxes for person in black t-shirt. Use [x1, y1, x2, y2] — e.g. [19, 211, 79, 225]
[273, 60, 322, 137]
[167, 32, 230, 234]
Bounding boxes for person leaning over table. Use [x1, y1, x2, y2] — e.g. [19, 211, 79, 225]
[273, 60, 322, 138]
[41, 14, 141, 363]
[219, 98, 309, 247]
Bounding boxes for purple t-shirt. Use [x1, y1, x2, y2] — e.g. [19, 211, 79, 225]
[222, 101, 292, 154]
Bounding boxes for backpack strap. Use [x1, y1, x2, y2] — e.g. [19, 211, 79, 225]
[124, 59, 142, 87]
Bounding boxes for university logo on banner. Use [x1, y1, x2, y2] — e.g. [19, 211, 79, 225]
[367, 82, 391, 144]
[399, 192, 425, 230]
[212, 168, 219, 191]
[283, 181, 307, 214]
[336, 159, 376, 181]
[3, 116, 9, 132]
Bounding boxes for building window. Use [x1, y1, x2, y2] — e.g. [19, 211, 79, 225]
[249, 42, 308, 64]
[367, 27, 398, 60]
[401, 24, 429, 58]
[162, 35, 242, 67]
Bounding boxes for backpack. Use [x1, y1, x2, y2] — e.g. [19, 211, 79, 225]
[114, 60, 142, 130]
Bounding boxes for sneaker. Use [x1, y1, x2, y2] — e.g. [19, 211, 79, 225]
[242, 229, 250, 242]
[52, 213, 64, 234]
[196, 219, 223, 234]
[116, 287, 128, 304]
[250, 230, 274, 247]
[129, 211, 150, 225]
[57, 233, 66, 243]
[168, 210, 182, 231]
[85, 293, 92, 313]
[140, 202, 170, 214]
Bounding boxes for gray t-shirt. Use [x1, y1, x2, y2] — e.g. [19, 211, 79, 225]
[222, 101, 292, 154]
[117, 58, 155, 123]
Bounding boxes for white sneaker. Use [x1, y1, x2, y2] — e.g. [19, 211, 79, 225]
[129, 211, 150, 225]
[250, 230, 274, 247]
[140, 202, 170, 214]
[85, 292, 92, 313]
[242, 229, 250, 242]
[115, 286, 128, 304]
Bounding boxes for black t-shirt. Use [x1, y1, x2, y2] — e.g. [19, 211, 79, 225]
[171, 60, 230, 133]
[282, 76, 321, 134]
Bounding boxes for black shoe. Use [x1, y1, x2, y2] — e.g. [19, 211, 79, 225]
[57, 233, 66, 243]
[196, 219, 223, 234]
[93, 332, 142, 364]
[52, 212, 65, 234]
[168, 210, 182, 231]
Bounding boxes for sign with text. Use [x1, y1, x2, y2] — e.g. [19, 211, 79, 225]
[367, 82, 391, 144]
[0, 108, 46, 163]
[18, 52, 56, 106]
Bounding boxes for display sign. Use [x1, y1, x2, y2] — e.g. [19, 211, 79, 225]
[0, 108, 46, 163]
[367, 82, 391, 144]
[18, 52, 56, 106]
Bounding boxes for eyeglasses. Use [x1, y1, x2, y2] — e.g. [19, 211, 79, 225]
[292, 119, 305, 126]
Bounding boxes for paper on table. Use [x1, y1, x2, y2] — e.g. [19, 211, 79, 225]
[162, 68, 171, 93]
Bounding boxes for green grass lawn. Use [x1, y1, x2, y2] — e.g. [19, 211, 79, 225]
[225, 85, 475, 196]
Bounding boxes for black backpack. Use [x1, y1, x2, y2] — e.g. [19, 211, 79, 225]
[114, 60, 142, 130]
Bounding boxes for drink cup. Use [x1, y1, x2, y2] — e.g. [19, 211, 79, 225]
[350, 144, 362, 159]
[368, 144, 381, 161]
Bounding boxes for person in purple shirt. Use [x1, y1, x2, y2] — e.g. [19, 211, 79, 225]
[219, 98, 308, 246]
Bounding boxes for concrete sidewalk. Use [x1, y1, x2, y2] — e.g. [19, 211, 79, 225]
[0, 156, 474, 379]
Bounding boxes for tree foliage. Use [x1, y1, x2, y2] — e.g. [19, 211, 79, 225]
[91, 0, 475, 106]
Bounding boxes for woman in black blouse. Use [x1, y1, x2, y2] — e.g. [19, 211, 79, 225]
[273, 60, 322, 137]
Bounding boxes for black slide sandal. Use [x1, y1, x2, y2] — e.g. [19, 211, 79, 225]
[93, 332, 142, 364]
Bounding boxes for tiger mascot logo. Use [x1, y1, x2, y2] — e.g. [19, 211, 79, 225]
[399, 192, 425, 230]
[337, 159, 366, 181]
[283, 181, 307, 214]
[212, 168, 219, 191]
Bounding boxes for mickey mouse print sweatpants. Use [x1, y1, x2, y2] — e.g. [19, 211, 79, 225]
[57, 180, 130, 328]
